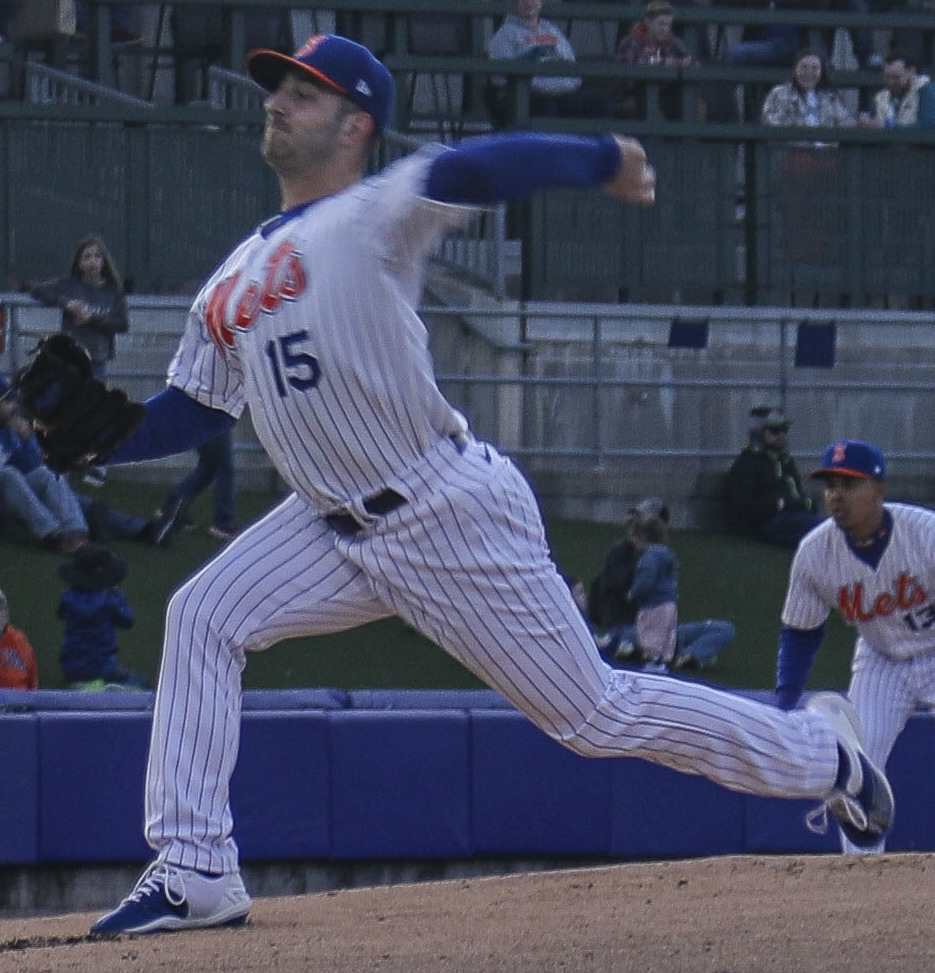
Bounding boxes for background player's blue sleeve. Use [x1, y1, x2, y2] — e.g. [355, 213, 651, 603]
[425, 133, 621, 204]
[107, 386, 235, 464]
[775, 624, 826, 710]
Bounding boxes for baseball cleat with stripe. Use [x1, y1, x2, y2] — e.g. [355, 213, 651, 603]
[91, 862, 251, 934]
[805, 692, 894, 847]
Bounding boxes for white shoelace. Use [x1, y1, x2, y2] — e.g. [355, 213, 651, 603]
[806, 792, 868, 836]
[126, 863, 186, 908]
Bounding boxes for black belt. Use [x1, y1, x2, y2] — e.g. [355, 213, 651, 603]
[324, 488, 407, 536]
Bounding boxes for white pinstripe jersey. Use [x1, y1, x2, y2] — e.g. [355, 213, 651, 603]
[781, 502, 935, 660]
[167, 145, 473, 512]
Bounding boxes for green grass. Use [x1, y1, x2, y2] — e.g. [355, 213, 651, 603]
[0, 479, 855, 694]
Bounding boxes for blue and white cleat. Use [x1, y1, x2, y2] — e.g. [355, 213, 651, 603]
[91, 862, 252, 935]
[806, 692, 894, 848]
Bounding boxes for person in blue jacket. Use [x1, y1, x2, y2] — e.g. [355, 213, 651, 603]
[57, 542, 149, 691]
[0, 377, 89, 553]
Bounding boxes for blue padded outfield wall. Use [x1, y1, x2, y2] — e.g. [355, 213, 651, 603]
[1, 687, 934, 867]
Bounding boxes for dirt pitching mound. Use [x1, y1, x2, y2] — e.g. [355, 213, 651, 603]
[1, 853, 931, 973]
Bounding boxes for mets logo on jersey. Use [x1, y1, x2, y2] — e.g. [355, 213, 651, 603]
[838, 572, 928, 623]
[205, 241, 307, 352]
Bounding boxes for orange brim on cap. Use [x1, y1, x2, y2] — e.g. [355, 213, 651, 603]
[810, 467, 873, 480]
[246, 49, 348, 97]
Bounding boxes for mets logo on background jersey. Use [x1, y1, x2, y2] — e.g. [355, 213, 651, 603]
[205, 241, 307, 352]
[838, 572, 928, 623]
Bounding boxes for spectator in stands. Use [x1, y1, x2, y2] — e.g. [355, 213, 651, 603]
[0, 588, 38, 690]
[613, 0, 698, 121]
[761, 48, 855, 129]
[486, 0, 612, 126]
[725, 405, 823, 548]
[0, 377, 89, 554]
[153, 428, 237, 543]
[30, 235, 129, 487]
[857, 49, 935, 128]
[57, 542, 149, 691]
[705, 0, 875, 122]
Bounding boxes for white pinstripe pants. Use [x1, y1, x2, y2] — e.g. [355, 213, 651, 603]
[145, 436, 841, 873]
[842, 637, 935, 854]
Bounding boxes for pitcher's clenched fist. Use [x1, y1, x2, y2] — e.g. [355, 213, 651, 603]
[604, 136, 656, 205]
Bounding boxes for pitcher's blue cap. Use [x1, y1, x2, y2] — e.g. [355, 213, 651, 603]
[246, 34, 395, 132]
[811, 440, 886, 481]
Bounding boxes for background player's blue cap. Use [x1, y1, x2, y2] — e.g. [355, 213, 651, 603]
[246, 34, 395, 132]
[811, 440, 886, 481]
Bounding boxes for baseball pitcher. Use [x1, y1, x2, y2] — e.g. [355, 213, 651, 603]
[24, 36, 891, 934]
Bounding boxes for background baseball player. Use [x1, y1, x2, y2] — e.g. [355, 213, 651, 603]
[776, 439, 935, 853]
[79, 35, 892, 934]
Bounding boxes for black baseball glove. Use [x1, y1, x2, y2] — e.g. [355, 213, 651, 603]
[14, 333, 145, 474]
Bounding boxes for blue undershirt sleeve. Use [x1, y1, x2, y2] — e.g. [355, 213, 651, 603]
[775, 624, 826, 710]
[425, 133, 622, 205]
[106, 386, 236, 465]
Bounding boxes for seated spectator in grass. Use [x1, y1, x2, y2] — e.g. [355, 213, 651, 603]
[626, 510, 679, 671]
[725, 406, 823, 548]
[0, 377, 88, 555]
[0, 375, 166, 550]
[587, 498, 736, 670]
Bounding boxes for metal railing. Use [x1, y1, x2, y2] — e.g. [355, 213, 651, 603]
[24, 62, 153, 108]
[5, 294, 931, 476]
[207, 64, 265, 111]
[0, 104, 933, 304]
[417, 302, 935, 472]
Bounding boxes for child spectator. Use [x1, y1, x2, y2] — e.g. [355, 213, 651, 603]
[57, 543, 149, 691]
[0, 589, 38, 690]
[627, 512, 679, 671]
